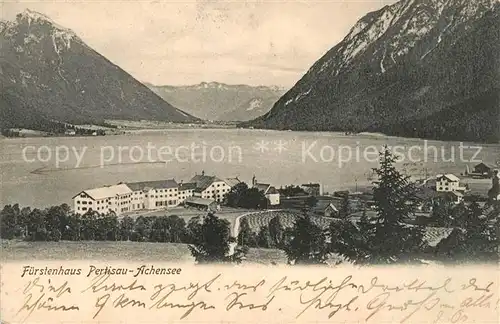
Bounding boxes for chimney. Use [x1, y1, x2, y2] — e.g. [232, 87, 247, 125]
[252, 175, 256, 187]
[202, 170, 205, 176]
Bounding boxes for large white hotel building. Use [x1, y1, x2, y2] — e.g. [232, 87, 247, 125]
[72, 172, 237, 215]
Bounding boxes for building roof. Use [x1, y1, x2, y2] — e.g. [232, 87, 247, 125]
[325, 203, 339, 212]
[436, 174, 460, 182]
[75, 184, 132, 200]
[423, 227, 454, 247]
[126, 179, 178, 191]
[225, 177, 241, 188]
[475, 162, 497, 169]
[312, 199, 342, 214]
[179, 182, 197, 191]
[189, 174, 223, 192]
[266, 186, 278, 195]
[254, 182, 271, 194]
[185, 197, 216, 206]
[301, 183, 320, 187]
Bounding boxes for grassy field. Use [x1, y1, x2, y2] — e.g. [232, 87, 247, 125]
[462, 178, 493, 196]
[0, 240, 287, 265]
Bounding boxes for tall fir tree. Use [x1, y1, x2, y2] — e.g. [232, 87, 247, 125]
[330, 147, 425, 264]
[283, 212, 329, 265]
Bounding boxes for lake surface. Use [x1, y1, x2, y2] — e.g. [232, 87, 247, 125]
[1, 129, 499, 208]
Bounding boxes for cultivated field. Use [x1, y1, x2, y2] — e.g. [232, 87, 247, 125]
[242, 210, 453, 247]
[244, 210, 335, 233]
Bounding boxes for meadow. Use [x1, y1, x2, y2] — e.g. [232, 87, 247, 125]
[0, 240, 287, 264]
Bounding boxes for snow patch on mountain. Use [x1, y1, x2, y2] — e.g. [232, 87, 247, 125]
[19, 9, 77, 38]
[295, 88, 312, 102]
[246, 98, 263, 111]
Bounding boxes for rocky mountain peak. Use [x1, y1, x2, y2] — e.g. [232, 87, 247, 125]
[246, 0, 500, 143]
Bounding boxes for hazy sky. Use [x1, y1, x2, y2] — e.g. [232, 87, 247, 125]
[3, 0, 396, 87]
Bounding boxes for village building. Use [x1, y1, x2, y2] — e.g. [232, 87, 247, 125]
[252, 176, 280, 206]
[301, 183, 322, 196]
[440, 191, 464, 205]
[125, 179, 179, 210]
[189, 171, 232, 202]
[72, 184, 133, 215]
[224, 177, 242, 188]
[185, 197, 219, 212]
[324, 203, 339, 217]
[178, 182, 196, 203]
[472, 163, 497, 178]
[310, 198, 341, 217]
[435, 174, 467, 193]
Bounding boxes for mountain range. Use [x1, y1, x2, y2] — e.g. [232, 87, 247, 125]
[0, 10, 198, 131]
[146, 82, 286, 121]
[245, 0, 500, 143]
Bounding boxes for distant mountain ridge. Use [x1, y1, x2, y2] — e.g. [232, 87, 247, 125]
[246, 0, 500, 143]
[146, 82, 286, 121]
[0, 9, 198, 131]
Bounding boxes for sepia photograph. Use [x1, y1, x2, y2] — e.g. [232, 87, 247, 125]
[0, 0, 499, 322]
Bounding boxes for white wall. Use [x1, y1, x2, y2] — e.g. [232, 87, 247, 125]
[266, 193, 280, 206]
[201, 181, 231, 202]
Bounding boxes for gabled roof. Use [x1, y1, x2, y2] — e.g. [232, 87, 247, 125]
[185, 197, 216, 206]
[254, 182, 271, 194]
[179, 182, 197, 191]
[424, 227, 455, 247]
[126, 179, 178, 191]
[436, 174, 460, 182]
[475, 162, 497, 169]
[266, 186, 278, 195]
[74, 184, 132, 200]
[301, 183, 320, 187]
[189, 174, 223, 192]
[225, 177, 241, 188]
[325, 203, 339, 212]
[312, 199, 342, 214]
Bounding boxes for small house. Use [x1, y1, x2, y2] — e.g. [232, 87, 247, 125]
[436, 191, 464, 205]
[324, 203, 339, 218]
[473, 163, 496, 178]
[252, 176, 280, 206]
[435, 174, 466, 192]
[254, 182, 280, 206]
[185, 197, 219, 211]
[300, 183, 322, 196]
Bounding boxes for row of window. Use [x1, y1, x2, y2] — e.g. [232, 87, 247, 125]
[204, 188, 228, 195]
[155, 200, 177, 207]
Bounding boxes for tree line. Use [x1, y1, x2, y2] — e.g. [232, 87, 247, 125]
[0, 204, 198, 244]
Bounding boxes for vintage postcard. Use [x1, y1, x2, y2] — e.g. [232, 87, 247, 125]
[1, 0, 499, 323]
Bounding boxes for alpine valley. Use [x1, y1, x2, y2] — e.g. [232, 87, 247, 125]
[146, 82, 286, 121]
[0, 10, 198, 131]
[245, 0, 500, 143]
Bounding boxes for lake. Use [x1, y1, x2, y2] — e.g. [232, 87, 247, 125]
[1, 129, 499, 208]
